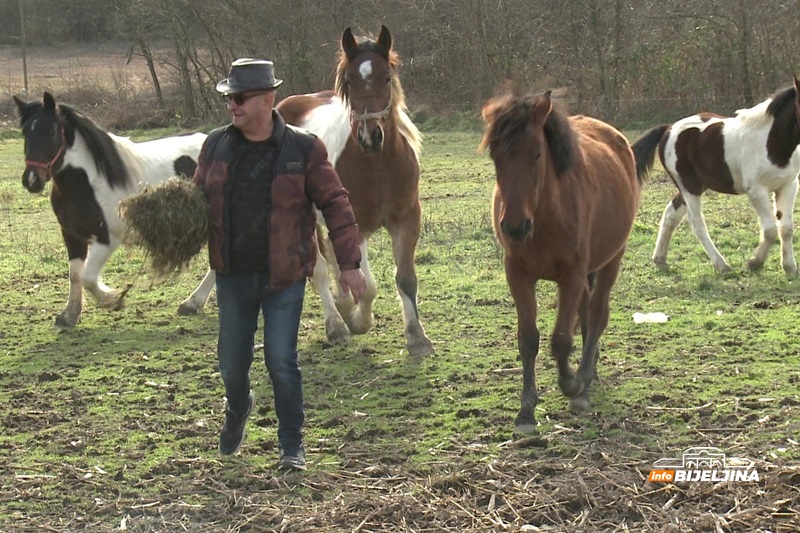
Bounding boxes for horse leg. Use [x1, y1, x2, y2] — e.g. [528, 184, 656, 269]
[178, 268, 216, 315]
[310, 245, 352, 344]
[652, 192, 687, 268]
[553, 275, 588, 400]
[774, 179, 798, 275]
[578, 272, 599, 383]
[506, 265, 539, 435]
[390, 216, 433, 357]
[56, 233, 88, 327]
[745, 187, 778, 272]
[570, 254, 624, 412]
[341, 239, 377, 335]
[682, 192, 732, 273]
[82, 241, 126, 310]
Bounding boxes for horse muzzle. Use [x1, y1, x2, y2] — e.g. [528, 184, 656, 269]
[356, 121, 384, 153]
[21, 166, 49, 193]
[500, 218, 534, 241]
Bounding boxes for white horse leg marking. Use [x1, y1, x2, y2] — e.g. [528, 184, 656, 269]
[682, 193, 732, 273]
[177, 268, 216, 315]
[774, 179, 798, 275]
[82, 241, 126, 309]
[390, 230, 434, 357]
[57, 258, 85, 327]
[652, 198, 687, 267]
[346, 240, 377, 335]
[746, 187, 778, 271]
[310, 247, 351, 344]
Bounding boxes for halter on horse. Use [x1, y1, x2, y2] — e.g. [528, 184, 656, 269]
[277, 25, 434, 356]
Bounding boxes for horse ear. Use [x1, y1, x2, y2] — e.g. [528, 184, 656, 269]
[531, 90, 553, 127]
[342, 28, 357, 58]
[12, 95, 26, 115]
[377, 25, 392, 55]
[43, 91, 56, 111]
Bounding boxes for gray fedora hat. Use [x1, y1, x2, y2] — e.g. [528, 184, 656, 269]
[216, 58, 283, 94]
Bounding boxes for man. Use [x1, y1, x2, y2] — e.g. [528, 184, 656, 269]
[192, 58, 366, 470]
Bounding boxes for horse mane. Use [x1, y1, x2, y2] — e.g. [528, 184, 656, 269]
[736, 84, 797, 128]
[480, 92, 577, 177]
[766, 84, 797, 118]
[334, 33, 422, 160]
[59, 103, 131, 189]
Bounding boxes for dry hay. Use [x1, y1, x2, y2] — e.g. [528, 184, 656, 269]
[118, 177, 210, 276]
[13, 439, 796, 532]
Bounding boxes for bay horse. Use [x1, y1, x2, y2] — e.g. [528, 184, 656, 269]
[480, 90, 646, 433]
[634, 76, 800, 275]
[277, 25, 434, 356]
[14, 91, 214, 327]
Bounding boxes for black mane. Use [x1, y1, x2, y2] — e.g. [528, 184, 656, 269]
[766, 85, 797, 117]
[482, 93, 577, 177]
[58, 104, 130, 189]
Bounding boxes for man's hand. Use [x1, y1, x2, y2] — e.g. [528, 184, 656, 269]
[339, 268, 367, 303]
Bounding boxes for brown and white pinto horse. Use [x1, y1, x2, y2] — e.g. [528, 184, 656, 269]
[15, 92, 212, 327]
[278, 25, 434, 356]
[634, 76, 800, 275]
[481, 90, 645, 433]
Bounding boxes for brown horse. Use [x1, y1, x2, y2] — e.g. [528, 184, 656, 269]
[277, 25, 434, 356]
[481, 90, 646, 434]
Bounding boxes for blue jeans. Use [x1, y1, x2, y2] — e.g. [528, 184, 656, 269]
[216, 273, 306, 452]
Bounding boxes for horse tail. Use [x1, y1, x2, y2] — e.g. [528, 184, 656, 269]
[632, 125, 669, 184]
[315, 213, 338, 271]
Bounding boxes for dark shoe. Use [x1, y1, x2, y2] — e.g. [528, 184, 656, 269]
[219, 390, 254, 455]
[278, 446, 306, 471]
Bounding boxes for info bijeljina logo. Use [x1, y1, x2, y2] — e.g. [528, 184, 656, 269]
[648, 447, 760, 483]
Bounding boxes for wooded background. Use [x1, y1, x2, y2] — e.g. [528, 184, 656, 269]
[2, 0, 799, 128]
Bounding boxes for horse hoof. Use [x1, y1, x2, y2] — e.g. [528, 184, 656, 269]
[325, 317, 352, 345]
[346, 312, 373, 335]
[652, 257, 668, 269]
[407, 337, 434, 357]
[98, 291, 127, 311]
[558, 375, 585, 398]
[569, 396, 591, 413]
[716, 263, 733, 274]
[745, 259, 763, 272]
[55, 314, 78, 328]
[177, 303, 200, 316]
[513, 422, 539, 436]
[327, 328, 352, 345]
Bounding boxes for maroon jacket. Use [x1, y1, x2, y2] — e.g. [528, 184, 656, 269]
[193, 111, 361, 288]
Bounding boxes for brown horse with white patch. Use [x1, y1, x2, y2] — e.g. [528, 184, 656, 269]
[634, 77, 800, 275]
[277, 26, 433, 356]
[481, 90, 645, 433]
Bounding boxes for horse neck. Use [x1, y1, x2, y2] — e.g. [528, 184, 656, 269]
[764, 100, 800, 167]
[388, 107, 422, 163]
[111, 134, 149, 187]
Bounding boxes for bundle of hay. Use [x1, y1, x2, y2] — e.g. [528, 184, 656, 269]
[119, 177, 210, 277]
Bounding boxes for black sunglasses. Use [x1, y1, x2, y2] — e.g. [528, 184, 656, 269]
[223, 92, 268, 106]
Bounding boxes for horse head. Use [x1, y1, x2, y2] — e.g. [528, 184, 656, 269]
[482, 91, 556, 242]
[794, 74, 800, 128]
[14, 92, 69, 193]
[336, 25, 395, 153]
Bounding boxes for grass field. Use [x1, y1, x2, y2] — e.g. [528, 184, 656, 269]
[0, 126, 798, 532]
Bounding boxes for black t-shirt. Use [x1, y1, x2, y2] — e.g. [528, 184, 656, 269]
[227, 137, 276, 272]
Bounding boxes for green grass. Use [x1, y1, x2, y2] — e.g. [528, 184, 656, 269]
[0, 129, 798, 531]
